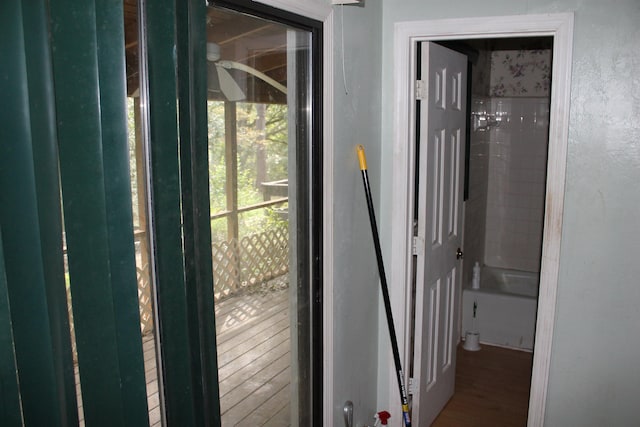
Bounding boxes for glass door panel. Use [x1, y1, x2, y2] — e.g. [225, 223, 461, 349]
[206, 5, 315, 426]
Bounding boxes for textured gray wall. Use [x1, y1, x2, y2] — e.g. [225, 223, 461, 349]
[376, 0, 640, 425]
[329, 2, 384, 427]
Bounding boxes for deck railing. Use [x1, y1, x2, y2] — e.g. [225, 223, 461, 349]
[64, 222, 289, 355]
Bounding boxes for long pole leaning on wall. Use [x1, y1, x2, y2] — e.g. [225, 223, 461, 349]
[356, 145, 411, 427]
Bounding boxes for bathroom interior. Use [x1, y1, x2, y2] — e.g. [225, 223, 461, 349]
[451, 34, 553, 407]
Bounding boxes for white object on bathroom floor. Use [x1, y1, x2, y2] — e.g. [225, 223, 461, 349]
[463, 331, 481, 351]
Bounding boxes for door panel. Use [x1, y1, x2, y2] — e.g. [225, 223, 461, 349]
[206, 3, 322, 425]
[412, 41, 466, 426]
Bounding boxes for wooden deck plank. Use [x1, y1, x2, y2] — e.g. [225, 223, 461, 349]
[220, 348, 290, 408]
[216, 304, 288, 358]
[217, 327, 290, 383]
[217, 289, 291, 426]
[149, 406, 161, 427]
[216, 291, 289, 341]
[236, 377, 291, 427]
[223, 365, 291, 426]
[146, 377, 158, 396]
[217, 315, 289, 368]
[75, 289, 291, 426]
[263, 403, 291, 427]
[214, 289, 287, 320]
[217, 300, 288, 346]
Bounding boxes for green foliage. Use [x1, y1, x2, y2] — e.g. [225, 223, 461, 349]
[127, 98, 140, 229]
[125, 98, 289, 244]
[207, 101, 289, 243]
[264, 104, 288, 181]
[208, 101, 226, 216]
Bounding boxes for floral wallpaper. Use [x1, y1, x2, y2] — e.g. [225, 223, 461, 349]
[490, 49, 552, 97]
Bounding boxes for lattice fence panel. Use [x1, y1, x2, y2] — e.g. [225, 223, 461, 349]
[239, 227, 288, 286]
[137, 262, 153, 335]
[211, 239, 241, 300]
[135, 235, 153, 336]
[66, 284, 77, 363]
[212, 225, 288, 300]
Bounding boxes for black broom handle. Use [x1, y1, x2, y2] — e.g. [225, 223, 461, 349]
[357, 145, 411, 427]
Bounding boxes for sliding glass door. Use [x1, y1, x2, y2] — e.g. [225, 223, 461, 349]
[205, 2, 322, 426]
[0, 0, 321, 425]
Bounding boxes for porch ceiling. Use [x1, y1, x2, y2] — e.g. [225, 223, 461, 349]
[123, 1, 288, 104]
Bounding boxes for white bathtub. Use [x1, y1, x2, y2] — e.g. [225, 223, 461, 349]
[461, 266, 539, 351]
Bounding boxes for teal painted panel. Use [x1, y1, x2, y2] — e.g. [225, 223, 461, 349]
[49, 0, 147, 424]
[144, 0, 198, 424]
[0, 1, 66, 424]
[94, 0, 150, 424]
[0, 231, 22, 427]
[22, 1, 79, 423]
[176, 0, 222, 424]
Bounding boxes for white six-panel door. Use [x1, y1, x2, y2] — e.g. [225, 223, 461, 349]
[411, 41, 467, 426]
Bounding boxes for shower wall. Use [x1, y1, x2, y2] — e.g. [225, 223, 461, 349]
[484, 97, 549, 272]
[463, 46, 551, 284]
[461, 48, 491, 287]
[462, 97, 490, 286]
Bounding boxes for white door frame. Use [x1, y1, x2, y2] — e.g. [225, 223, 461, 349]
[388, 13, 574, 426]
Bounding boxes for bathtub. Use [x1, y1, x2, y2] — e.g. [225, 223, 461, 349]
[461, 266, 539, 351]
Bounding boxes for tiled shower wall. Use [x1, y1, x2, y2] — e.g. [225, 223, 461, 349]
[461, 97, 490, 287]
[463, 45, 552, 282]
[484, 97, 549, 272]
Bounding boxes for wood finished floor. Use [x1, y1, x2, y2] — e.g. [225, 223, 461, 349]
[77, 289, 291, 427]
[431, 343, 534, 427]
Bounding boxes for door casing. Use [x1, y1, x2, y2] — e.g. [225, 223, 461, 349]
[388, 13, 574, 427]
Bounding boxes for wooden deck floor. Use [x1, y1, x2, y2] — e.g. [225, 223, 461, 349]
[77, 288, 291, 426]
[215, 288, 291, 426]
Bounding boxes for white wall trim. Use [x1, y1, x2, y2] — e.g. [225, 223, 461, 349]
[322, 11, 335, 427]
[389, 13, 574, 427]
[254, 1, 335, 425]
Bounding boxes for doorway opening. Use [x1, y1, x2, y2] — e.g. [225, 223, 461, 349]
[388, 13, 573, 427]
[428, 35, 553, 425]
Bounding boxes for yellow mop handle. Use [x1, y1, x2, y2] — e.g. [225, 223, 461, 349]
[356, 144, 367, 171]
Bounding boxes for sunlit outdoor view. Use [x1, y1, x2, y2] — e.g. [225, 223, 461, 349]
[206, 5, 313, 426]
[208, 102, 289, 242]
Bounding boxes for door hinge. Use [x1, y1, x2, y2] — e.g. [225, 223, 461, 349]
[408, 377, 415, 395]
[412, 235, 424, 256]
[415, 80, 427, 100]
